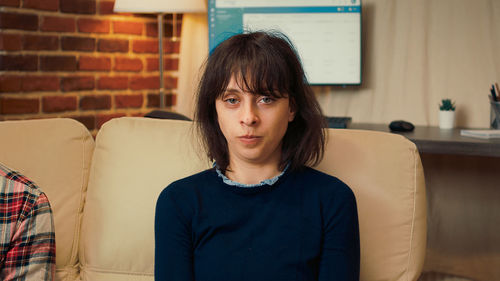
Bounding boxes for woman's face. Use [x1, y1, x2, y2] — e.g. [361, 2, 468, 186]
[215, 76, 295, 168]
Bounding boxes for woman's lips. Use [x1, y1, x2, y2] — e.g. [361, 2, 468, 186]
[238, 135, 261, 145]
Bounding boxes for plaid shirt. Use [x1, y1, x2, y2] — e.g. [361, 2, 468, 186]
[0, 162, 55, 281]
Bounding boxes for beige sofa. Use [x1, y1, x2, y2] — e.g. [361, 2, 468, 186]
[0, 117, 426, 281]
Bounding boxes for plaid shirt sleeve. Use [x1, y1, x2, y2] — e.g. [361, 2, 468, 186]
[0, 163, 56, 281]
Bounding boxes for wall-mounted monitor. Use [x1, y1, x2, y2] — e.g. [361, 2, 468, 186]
[208, 0, 362, 85]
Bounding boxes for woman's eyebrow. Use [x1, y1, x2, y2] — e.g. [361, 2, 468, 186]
[223, 88, 241, 94]
[223, 88, 283, 97]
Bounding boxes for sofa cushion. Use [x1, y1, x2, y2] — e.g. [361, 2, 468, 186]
[80, 117, 209, 281]
[0, 118, 95, 281]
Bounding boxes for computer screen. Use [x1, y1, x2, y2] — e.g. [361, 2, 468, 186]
[208, 0, 362, 85]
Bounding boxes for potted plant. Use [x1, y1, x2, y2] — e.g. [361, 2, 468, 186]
[439, 98, 456, 129]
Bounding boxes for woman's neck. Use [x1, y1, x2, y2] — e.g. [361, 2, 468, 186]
[225, 161, 282, 185]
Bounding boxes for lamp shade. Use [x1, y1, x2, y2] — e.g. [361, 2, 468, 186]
[114, 0, 206, 13]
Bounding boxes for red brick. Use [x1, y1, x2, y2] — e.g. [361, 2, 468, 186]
[0, 0, 20, 7]
[78, 18, 110, 33]
[164, 41, 180, 54]
[0, 97, 39, 114]
[22, 75, 59, 92]
[0, 55, 38, 71]
[75, 115, 96, 130]
[61, 0, 96, 14]
[113, 21, 143, 35]
[147, 93, 175, 107]
[0, 75, 22, 92]
[147, 93, 159, 107]
[62, 36, 95, 51]
[146, 57, 159, 71]
[115, 57, 142, 72]
[23, 0, 58, 11]
[164, 76, 177, 89]
[0, 34, 22, 51]
[115, 94, 143, 108]
[96, 113, 126, 129]
[61, 76, 94, 91]
[145, 22, 157, 37]
[41, 16, 75, 32]
[146, 58, 178, 71]
[97, 76, 128, 90]
[40, 56, 77, 71]
[166, 93, 176, 106]
[42, 96, 77, 113]
[130, 76, 159, 90]
[136, 39, 179, 53]
[79, 56, 111, 71]
[132, 39, 157, 53]
[145, 18, 178, 37]
[0, 12, 38, 31]
[70, 115, 95, 130]
[141, 76, 176, 90]
[80, 95, 111, 110]
[23, 35, 58, 51]
[99, 1, 114, 14]
[97, 39, 128, 52]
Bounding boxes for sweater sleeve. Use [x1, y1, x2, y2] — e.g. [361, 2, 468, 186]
[318, 184, 360, 281]
[154, 186, 195, 281]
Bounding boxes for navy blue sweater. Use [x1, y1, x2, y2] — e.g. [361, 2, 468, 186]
[154, 167, 359, 281]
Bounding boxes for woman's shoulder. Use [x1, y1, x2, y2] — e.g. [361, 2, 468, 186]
[296, 166, 355, 198]
[297, 166, 345, 185]
[158, 169, 216, 200]
[297, 167, 358, 216]
[170, 168, 215, 187]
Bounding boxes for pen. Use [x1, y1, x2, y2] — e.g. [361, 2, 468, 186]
[495, 83, 500, 101]
[491, 84, 498, 102]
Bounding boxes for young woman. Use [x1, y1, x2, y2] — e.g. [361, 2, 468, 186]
[155, 31, 360, 281]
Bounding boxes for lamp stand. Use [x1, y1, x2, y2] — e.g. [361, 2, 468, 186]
[157, 12, 179, 109]
[157, 13, 165, 108]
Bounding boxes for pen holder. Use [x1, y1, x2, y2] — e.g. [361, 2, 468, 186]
[491, 101, 500, 129]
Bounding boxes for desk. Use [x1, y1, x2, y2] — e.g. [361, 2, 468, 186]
[349, 123, 500, 157]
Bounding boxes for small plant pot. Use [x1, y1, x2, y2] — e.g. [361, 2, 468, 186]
[439, 110, 455, 129]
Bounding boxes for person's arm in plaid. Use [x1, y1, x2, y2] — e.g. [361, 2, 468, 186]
[0, 163, 56, 281]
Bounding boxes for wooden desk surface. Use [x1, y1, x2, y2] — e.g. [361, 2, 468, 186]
[348, 123, 500, 157]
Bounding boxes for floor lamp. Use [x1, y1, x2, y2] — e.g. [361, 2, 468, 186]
[113, 0, 206, 109]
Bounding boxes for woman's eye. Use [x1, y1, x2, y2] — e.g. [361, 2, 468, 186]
[260, 96, 274, 104]
[225, 98, 238, 105]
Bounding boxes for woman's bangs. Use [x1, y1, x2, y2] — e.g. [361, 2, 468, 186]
[230, 58, 290, 98]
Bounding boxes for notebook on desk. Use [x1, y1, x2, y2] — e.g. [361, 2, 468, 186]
[460, 129, 500, 139]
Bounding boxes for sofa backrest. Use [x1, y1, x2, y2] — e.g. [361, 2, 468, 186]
[81, 117, 426, 281]
[316, 128, 427, 281]
[0, 118, 95, 281]
[79, 117, 209, 281]
[0, 117, 426, 281]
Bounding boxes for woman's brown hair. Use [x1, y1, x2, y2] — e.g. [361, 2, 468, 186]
[195, 31, 326, 173]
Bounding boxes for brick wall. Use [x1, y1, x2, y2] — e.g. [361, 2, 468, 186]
[0, 0, 181, 135]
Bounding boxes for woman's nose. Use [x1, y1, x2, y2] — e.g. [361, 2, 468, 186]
[240, 104, 258, 126]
